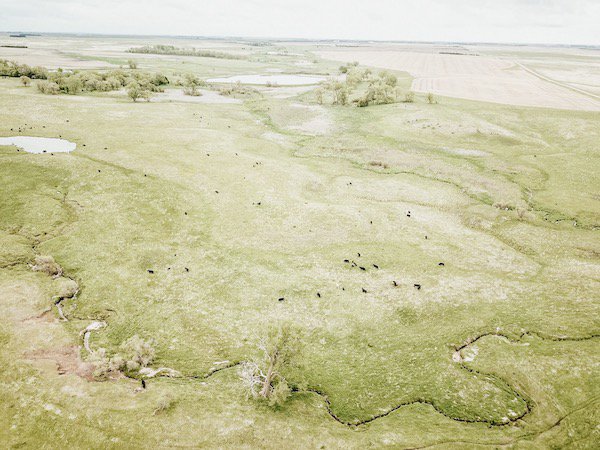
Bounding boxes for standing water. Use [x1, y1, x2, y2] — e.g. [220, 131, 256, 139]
[0, 136, 76, 154]
[207, 74, 329, 86]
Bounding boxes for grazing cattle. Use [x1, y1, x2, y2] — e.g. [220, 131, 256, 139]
[147, 269, 154, 274]
[357, 253, 361, 257]
[362, 288, 367, 293]
[393, 281, 398, 287]
[185, 267, 189, 272]
[278, 297, 285, 302]
[414, 284, 421, 290]
[373, 264, 379, 269]
[351, 261, 357, 267]
[317, 292, 321, 298]
[438, 262, 445, 266]
[359, 266, 366, 271]
[215, 190, 219, 194]
[184, 212, 188, 215]
[141, 379, 146, 389]
[98, 169, 101, 173]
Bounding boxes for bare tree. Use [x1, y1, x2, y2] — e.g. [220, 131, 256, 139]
[239, 325, 301, 406]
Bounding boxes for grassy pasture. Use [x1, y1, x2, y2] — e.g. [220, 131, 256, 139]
[0, 37, 599, 448]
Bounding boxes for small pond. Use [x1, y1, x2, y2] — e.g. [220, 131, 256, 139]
[0, 136, 76, 154]
[207, 74, 328, 86]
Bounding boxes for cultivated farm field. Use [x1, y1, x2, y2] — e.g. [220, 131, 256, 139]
[318, 45, 600, 110]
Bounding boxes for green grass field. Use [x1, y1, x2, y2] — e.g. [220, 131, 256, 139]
[0, 37, 599, 449]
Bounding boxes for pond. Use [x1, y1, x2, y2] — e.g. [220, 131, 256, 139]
[206, 74, 329, 86]
[0, 136, 76, 153]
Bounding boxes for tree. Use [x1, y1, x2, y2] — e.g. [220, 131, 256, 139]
[239, 325, 302, 406]
[404, 91, 415, 103]
[345, 67, 365, 88]
[379, 70, 397, 87]
[314, 87, 324, 105]
[140, 89, 153, 102]
[36, 80, 60, 95]
[63, 75, 82, 94]
[182, 73, 202, 96]
[325, 80, 349, 105]
[427, 92, 436, 104]
[128, 59, 138, 70]
[127, 82, 142, 102]
[20, 75, 31, 86]
[359, 78, 396, 106]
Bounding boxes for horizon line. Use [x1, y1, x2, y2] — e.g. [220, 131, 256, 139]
[2, 30, 599, 49]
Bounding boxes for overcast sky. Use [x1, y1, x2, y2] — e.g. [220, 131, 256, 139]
[1, 0, 599, 45]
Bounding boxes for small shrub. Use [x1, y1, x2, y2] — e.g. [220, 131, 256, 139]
[88, 348, 111, 379]
[120, 335, 156, 370]
[369, 161, 389, 169]
[32, 255, 62, 277]
[314, 87, 324, 105]
[404, 91, 415, 103]
[54, 277, 79, 299]
[153, 395, 177, 415]
[427, 92, 437, 104]
[36, 80, 60, 95]
[20, 75, 31, 86]
[493, 202, 515, 211]
[183, 86, 201, 96]
[128, 59, 138, 69]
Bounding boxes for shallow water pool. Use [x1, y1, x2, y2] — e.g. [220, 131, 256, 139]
[0, 136, 76, 154]
[207, 74, 328, 86]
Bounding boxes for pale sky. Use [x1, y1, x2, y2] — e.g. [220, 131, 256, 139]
[1, 0, 599, 45]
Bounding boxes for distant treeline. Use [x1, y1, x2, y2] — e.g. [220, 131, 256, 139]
[127, 45, 245, 60]
[1, 59, 168, 97]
